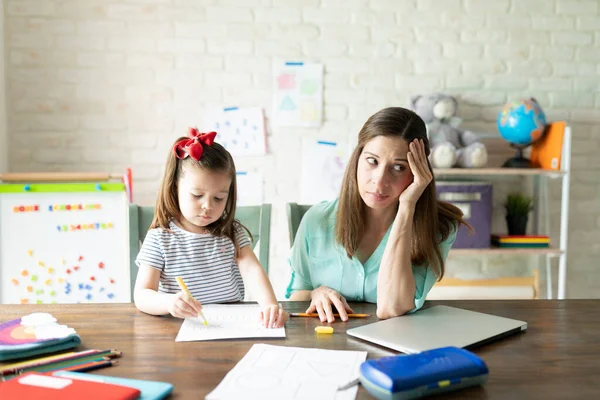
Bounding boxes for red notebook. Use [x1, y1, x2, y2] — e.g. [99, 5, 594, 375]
[0, 372, 140, 400]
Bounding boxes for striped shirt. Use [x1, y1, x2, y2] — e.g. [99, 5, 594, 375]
[135, 220, 251, 304]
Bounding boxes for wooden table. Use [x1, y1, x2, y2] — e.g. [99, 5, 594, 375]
[2, 300, 600, 399]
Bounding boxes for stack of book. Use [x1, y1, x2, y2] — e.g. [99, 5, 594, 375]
[491, 234, 550, 248]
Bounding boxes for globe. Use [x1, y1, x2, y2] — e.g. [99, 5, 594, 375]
[497, 99, 547, 146]
[497, 98, 547, 168]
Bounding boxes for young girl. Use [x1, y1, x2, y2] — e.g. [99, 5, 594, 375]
[134, 128, 287, 328]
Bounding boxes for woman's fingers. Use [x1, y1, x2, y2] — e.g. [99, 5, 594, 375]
[316, 302, 327, 323]
[305, 303, 317, 314]
[269, 307, 277, 329]
[321, 297, 336, 323]
[329, 295, 348, 322]
[341, 296, 355, 314]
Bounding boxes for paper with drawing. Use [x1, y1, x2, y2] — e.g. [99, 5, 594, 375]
[207, 344, 367, 400]
[175, 304, 285, 342]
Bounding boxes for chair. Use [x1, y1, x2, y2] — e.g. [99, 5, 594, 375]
[128, 204, 272, 301]
[286, 203, 312, 247]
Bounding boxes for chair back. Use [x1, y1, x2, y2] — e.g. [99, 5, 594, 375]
[285, 203, 312, 247]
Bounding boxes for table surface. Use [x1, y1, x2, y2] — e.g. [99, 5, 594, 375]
[2, 300, 600, 399]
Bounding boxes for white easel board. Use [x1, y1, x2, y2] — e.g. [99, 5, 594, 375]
[0, 183, 130, 304]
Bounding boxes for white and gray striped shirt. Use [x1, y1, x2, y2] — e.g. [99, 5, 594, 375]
[135, 220, 250, 304]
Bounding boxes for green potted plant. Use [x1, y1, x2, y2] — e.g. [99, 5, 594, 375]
[504, 192, 533, 235]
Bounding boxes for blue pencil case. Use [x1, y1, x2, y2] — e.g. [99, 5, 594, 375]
[54, 371, 174, 400]
[0, 313, 81, 361]
[359, 346, 488, 400]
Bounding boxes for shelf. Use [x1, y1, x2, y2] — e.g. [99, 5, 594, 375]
[449, 247, 563, 256]
[433, 168, 566, 177]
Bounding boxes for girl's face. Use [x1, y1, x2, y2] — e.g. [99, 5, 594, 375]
[356, 135, 414, 211]
[177, 166, 231, 234]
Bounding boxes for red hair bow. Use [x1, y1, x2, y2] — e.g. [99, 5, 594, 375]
[173, 128, 217, 161]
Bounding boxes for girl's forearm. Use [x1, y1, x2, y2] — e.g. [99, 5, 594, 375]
[134, 288, 173, 316]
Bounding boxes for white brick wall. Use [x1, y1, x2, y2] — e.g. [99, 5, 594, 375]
[3, 0, 600, 299]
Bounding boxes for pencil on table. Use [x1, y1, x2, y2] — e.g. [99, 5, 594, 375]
[290, 313, 371, 318]
[176, 276, 209, 326]
[61, 359, 118, 373]
[0, 349, 121, 376]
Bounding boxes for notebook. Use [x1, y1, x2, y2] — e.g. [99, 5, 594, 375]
[0, 313, 81, 361]
[0, 372, 140, 399]
[346, 306, 527, 354]
[54, 371, 173, 400]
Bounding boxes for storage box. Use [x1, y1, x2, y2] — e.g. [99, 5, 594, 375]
[436, 181, 493, 249]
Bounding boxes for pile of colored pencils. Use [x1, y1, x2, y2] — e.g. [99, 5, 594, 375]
[1, 349, 121, 380]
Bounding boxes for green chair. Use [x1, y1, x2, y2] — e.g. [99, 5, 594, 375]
[128, 204, 272, 301]
[286, 203, 313, 247]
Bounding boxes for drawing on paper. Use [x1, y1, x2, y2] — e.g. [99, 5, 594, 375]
[206, 344, 367, 400]
[273, 62, 323, 127]
[202, 107, 267, 157]
[175, 304, 286, 342]
[300, 140, 349, 204]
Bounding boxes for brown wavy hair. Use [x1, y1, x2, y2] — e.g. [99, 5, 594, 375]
[335, 107, 469, 280]
[150, 136, 251, 257]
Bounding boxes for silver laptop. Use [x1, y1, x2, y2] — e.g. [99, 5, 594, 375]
[347, 305, 527, 354]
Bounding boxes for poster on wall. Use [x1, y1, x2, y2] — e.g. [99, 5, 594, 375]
[236, 170, 264, 206]
[300, 139, 349, 204]
[0, 185, 130, 305]
[202, 107, 267, 157]
[273, 62, 323, 128]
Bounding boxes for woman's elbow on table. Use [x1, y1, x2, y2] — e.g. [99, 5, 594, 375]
[376, 304, 414, 319]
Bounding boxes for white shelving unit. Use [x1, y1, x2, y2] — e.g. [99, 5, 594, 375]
[433, 126, 572, 299]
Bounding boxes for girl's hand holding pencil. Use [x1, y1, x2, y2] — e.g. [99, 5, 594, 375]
[168, 291, 203, 319]
[173, 276, 209, 324]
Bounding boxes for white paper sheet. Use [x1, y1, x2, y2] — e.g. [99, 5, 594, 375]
[273, 62, 323, 127]
[201, 107, 267, 156]
[206, 344, 367, 400]
[236, 170, 264, 206]
[175, 304, 285, 342]
[300, 139, 350, 204]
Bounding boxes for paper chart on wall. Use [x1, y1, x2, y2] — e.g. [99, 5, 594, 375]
[300, 139, 349, 204]
[273, 62, 323, 127]
[202, 107, 267, 156]
[236, 171, 264, 206]
[175, 304, 285, 342]
[206, 343, 367, 400]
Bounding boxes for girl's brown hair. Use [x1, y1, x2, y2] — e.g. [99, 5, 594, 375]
[335, 107, 468, 280]
[151, 136, 251, 257]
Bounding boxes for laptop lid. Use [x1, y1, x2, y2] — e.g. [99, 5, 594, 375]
[346, 305, 527, 354]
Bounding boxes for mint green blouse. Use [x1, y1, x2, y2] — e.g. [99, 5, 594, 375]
[286, 199, 457, 312]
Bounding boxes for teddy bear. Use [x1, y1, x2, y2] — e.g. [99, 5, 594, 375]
[411, 93, 488, 168]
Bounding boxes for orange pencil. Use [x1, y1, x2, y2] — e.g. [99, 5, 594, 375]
[290, 313, 371, 318]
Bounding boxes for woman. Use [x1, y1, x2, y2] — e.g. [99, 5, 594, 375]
[286, 107, 468, 322]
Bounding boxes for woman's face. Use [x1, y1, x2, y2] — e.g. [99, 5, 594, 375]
[356, 135, 415, 210]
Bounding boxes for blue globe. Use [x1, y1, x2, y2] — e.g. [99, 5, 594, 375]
[497, 99, 547, 146]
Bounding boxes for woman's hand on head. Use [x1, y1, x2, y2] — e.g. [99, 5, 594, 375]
[167, 291, 203, 319]
[399, 139, 433, 208]
[260, 304, 288, 328]
[307, 286, 354, 323]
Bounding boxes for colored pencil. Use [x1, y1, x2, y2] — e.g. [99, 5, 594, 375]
[61, 359, 118, 373]
[290, 313, 371, 318]
[0, 349, 120, 376]
[176, 276, 209, 325]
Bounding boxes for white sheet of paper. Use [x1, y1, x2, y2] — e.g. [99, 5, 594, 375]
[207, 344, 367, 400]
[175, 304, 285, 342]
[300, 139, 350, 204]
[201, 107, 267, 156]
[273, 62, 323, 127]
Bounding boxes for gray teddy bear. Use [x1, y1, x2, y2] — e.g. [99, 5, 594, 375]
[411, 93, 488, 168]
